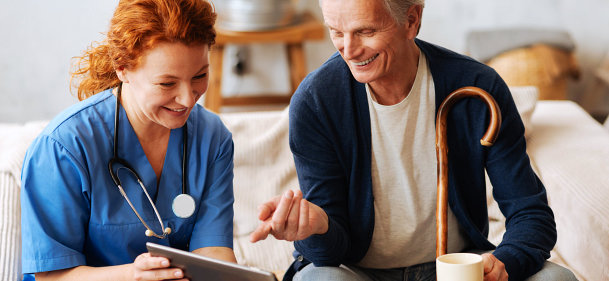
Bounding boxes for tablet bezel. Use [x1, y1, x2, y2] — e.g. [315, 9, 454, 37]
[146, 242, 278, 281]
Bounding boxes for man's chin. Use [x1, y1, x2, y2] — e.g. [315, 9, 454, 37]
[351, 73, 375, 84]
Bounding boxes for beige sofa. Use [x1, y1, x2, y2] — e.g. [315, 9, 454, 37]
[2, 87, 608, 280]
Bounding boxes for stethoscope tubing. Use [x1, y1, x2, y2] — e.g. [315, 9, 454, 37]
[107, 84, 190, 239]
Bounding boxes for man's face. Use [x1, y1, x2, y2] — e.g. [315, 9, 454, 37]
[321, 0, 417, 84]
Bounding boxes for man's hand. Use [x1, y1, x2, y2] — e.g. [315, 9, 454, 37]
[249, 189, 329, 242]
[482, 253, 508, 281]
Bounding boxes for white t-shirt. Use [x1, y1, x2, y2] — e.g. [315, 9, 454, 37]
[358, 52, 468, 268]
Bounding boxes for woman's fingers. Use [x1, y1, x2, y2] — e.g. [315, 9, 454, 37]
[132, 253, 184, 280]
[134, 253, 170, 270]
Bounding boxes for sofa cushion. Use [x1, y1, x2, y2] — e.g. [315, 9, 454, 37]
[0, 121, 48, 281]
[220, 107, 296, 272]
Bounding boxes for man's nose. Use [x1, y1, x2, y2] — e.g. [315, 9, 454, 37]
[342, 34, 361, 60]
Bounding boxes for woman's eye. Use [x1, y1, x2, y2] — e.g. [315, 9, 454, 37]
[193, 73, 207, 80]
[159, 82, 175, 87]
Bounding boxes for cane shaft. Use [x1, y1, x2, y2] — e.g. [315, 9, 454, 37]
[435, 86, 502, 258]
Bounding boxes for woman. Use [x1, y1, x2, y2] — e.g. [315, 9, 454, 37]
[20, 0, 236, 280]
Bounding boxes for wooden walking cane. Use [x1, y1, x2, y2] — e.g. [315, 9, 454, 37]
[435, 86, 502, 258]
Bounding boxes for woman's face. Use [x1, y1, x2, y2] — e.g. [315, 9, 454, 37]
[117, 41, 209, 131]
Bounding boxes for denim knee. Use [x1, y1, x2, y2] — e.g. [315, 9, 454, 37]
[293, 263, 371, 281]
[525, 261, 578, 281]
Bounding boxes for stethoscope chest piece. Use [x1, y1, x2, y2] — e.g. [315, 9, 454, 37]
[173, 193, 196, 218]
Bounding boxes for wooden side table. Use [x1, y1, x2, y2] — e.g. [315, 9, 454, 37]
[205, 12, 325, 113]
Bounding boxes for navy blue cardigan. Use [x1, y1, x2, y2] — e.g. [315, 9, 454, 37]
[286, 39, 556, 280]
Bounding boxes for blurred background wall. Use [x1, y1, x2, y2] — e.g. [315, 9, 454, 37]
[2, 0, 608, 123]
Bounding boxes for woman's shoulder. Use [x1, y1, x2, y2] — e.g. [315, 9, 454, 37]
[42, 90, 115, 138]
[32, 90, 115, 157]
[188, 104, 232, 139]
[24, 90, 115, 171]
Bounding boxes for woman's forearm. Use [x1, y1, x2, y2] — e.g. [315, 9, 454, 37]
[35, 247, 235, 281]
[36, 264, 133, 281]
[193, 246, 237, 263]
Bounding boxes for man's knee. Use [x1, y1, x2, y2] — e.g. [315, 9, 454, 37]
[525, 261, 578, 281]
[293, 263, 369, 281]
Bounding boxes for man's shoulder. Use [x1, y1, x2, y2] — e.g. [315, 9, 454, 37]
[301, 52, 351, 90]
[417, 39, 507, 98]
[292, 52, 354, 107]
[417, 39, 495, 75]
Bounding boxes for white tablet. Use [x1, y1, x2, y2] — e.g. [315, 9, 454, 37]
[146, 242, 278, 281]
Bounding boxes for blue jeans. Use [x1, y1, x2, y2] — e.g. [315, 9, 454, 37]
[293, 261, 577, 281]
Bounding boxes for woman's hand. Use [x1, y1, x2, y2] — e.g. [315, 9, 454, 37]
[250, 189, 329, 242]
[482, 253, 508, 281]
[131, 253, 187, 281]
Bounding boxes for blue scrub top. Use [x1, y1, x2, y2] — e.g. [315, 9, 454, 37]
[20, 89, 234, 275]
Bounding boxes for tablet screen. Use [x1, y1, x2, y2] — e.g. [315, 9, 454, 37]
[146, 242, 278, 281]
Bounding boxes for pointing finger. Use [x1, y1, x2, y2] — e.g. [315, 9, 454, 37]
[249, 222, 272, 243]
[271, 190, 294, 232]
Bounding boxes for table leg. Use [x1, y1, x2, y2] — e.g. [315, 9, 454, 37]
[206, 44, 225, 113]
[287, 43, 306, 94]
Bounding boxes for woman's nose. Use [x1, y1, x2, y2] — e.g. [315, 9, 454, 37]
[176, 85, 197, 106]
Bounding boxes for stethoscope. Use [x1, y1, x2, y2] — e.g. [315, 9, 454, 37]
[108, 85, 196, 239]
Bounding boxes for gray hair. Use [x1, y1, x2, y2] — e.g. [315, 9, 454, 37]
[318, 0, 425, 25]
[382, 0, 425, 25]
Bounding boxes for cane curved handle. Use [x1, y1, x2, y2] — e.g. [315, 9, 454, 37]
[435, 86, 502, 257]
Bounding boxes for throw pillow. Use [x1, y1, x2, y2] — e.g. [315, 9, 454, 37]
[508, 86, 539, 139]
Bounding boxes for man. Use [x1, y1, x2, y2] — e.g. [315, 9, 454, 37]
[250, 0, 577, 280]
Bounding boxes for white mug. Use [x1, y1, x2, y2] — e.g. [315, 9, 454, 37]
[436, 253, 483, 281]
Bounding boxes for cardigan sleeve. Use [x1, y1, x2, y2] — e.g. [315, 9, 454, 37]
[288, 85, 352, 266]
[484, 79, 556, 280]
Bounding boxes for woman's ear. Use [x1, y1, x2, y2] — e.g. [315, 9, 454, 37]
[405, 5, 423, 39]
[116, 66, 129, 83]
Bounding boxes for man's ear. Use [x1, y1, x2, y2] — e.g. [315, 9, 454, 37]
[116, 66, 129, 83]
[405, 5, 423, 39]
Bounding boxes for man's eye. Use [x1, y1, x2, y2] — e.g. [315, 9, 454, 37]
[359, 30, 375, 36]
[330, 30, 343, 37]
[160, 82, 175, 87]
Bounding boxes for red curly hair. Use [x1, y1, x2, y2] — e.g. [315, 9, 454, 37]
[71, 0, 217, 100]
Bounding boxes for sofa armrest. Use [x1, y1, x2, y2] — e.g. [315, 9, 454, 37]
[0, 121, 48, 281]
[503, 101, 609, 281]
